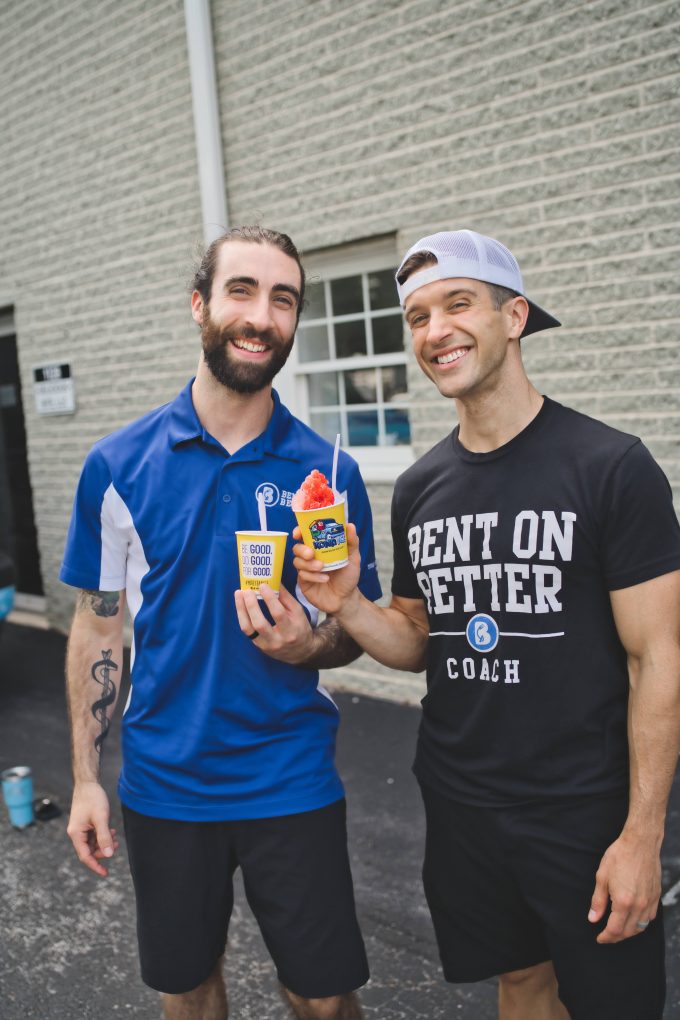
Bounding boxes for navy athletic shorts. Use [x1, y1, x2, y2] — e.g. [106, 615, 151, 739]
[122, 798, 369, 998]
[420, 783, 665, 1020]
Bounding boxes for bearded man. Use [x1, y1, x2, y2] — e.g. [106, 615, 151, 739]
[61, 226, 381, 1020]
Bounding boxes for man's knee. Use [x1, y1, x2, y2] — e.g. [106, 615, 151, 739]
[499, 960, 556, 993]
[283, 988, 360, 1020]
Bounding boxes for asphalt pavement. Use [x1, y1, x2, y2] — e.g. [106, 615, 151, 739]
[1, 620, 680, 1019]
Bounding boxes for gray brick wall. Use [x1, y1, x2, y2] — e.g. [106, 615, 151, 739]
[2, 0, 678, 704]
[0, 0, 202, 631]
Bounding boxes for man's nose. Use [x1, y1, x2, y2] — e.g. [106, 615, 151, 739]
[245, 296, 275, 333]
[426, 310, 452, 346]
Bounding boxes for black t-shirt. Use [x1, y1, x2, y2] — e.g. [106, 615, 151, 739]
[391, 397, 680, 805]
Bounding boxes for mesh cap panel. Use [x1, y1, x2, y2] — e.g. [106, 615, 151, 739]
[484, 238, 517, 273]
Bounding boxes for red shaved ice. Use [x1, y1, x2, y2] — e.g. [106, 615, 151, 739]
[292, 469, 335, 511]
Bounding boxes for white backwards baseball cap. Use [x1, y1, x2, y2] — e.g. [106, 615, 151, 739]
[396, 229, 561, 338]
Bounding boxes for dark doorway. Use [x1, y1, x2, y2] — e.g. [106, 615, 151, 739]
[0, 309, 43, 595]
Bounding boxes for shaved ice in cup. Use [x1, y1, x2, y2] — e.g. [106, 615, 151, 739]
[292, 470, 348, 571]
[293, 469, 335, 511]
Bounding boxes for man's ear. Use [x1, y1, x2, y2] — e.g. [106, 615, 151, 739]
[191, 290, 204, 326]
[507, 295, 529, 340]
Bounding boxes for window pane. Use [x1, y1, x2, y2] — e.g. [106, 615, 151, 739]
[308, 372, 339, 407]
[381, 365, 408, 402]
[373, 314, 404, 355]
[368, 268, 398, 310]
[335, 320, 367, 359]
[331, 275, 364, 316]
[310, 410, 342, 445]
[302, 281, 326, 321]
[385, 408, 411, 445]
[297, 324, 329, 363]
[344, 368, 377, 405]
[348, 410, 379, 446]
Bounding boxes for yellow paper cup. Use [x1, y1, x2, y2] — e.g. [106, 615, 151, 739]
[294, 499, 348, 571]
[236, 531, 287, 597]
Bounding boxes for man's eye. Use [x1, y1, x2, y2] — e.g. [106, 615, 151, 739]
[274, 295, 293, 307]
[409, 315, 426, 327]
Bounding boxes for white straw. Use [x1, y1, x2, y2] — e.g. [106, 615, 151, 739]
[331, 433, 341, 495]
[257, 492, 267, 531]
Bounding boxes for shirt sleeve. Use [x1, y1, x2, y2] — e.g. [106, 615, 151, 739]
[59, 446, 128, 591]
[340, 455, 382, 603]
[390, 485, 423, 600]
[602, 440, 680, 591]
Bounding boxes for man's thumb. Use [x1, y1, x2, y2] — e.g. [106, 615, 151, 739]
[588, 876, 608, 922]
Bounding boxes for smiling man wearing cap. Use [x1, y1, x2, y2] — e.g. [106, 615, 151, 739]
[293, 229, 680, 1019]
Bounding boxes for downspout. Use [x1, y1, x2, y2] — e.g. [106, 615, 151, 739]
[184, 0, 229, 243]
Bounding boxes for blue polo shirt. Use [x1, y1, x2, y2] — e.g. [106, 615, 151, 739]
[60, 381, 382, 821]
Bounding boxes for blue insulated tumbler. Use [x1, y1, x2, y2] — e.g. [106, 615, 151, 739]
[1, 767, 34, 828]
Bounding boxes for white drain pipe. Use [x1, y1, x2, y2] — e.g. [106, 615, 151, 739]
[184, 0, 229, 243]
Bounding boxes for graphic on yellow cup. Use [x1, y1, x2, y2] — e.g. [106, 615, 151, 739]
[236, 531, 287, 597]
[294, 499, 348, 571]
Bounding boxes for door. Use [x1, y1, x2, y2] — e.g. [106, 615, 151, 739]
[0, 310, 43, 596]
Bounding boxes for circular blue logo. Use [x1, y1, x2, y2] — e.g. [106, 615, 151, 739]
[466, 613, 499, 653]
[255, 482, 280, 507]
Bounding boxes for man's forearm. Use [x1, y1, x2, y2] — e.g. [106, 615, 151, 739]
[300, 616, 363, 670]
[335, 591, 428, 672]
[66, 590, 124, 784]
[624, 649, 680, 845]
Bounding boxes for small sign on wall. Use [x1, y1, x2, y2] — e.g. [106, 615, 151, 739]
[33, 363, 75, 416]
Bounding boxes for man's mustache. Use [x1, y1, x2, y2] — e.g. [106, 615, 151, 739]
[210, 324, 279, 348]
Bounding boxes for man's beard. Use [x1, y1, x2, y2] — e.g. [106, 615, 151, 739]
[201, 311, 294, 394]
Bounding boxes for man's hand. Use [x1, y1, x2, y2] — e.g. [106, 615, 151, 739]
[234, 582, 318, 664]
[67, 781, 119, 878]
[292, 523, 362, 617]
[588, 832, 661, 943]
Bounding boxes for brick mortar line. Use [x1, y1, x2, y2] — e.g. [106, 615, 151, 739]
[225, 96, 679, 182]
[271, 165, 680, 229]
[219, 10, 679, 114]
[219, 0, 677, 103]
[0, 4, 186, 82]
[227, 133, 680, 200]
[234, 157, 680, 220]
[221, 68, 674, 169]
[0, 83, 192, 139]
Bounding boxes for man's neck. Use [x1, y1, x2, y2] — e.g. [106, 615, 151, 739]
[191, 359, 274, 454]
[456, 377, 544, 453]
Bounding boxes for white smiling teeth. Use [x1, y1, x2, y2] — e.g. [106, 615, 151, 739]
[234, 339, 267, 353]
[437, 348, 468, 364]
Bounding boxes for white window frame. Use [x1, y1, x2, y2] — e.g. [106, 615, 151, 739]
[277, 237, 415, 482]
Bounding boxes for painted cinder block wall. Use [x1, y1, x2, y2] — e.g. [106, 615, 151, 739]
[1, 0, 678, 702]
[0, 1, 203, 633]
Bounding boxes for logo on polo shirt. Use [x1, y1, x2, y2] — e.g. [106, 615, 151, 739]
[466, 613, 499, 653]
[256, 482, 280, 507]
[255, 482, 295, 509]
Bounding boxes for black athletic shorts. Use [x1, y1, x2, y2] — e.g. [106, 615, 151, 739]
[121, 798, 369, 998]
[420, 783, 665, 1020]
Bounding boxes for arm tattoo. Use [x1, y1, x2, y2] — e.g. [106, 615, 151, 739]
[91, 649, 118, 759]
[304, 617, 363, 670]
[77, 589, 120, 617]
